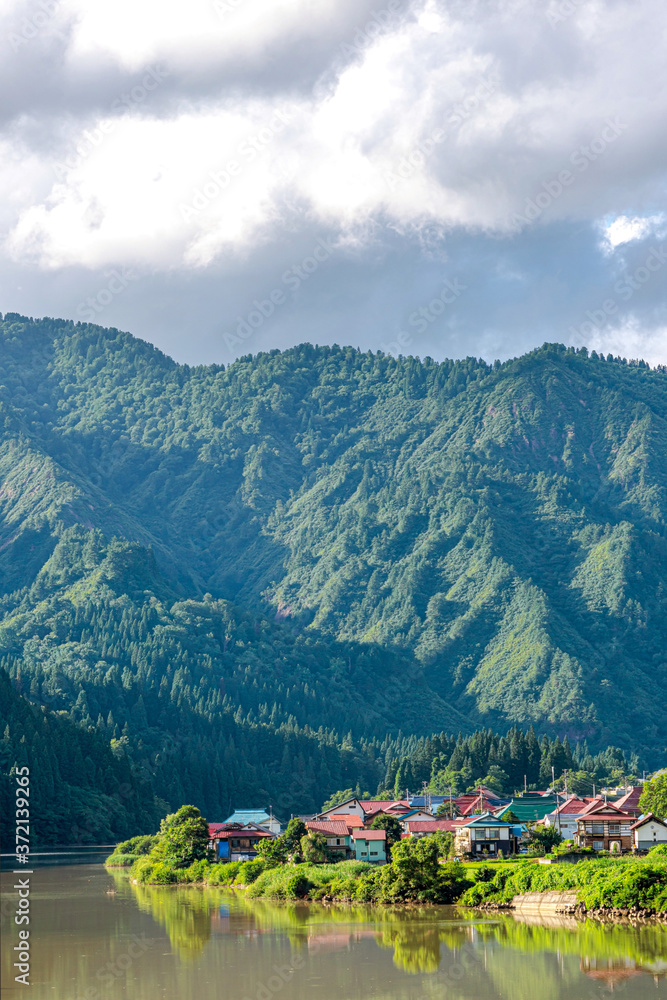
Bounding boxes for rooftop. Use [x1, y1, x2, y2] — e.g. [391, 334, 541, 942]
[223, 809, 274, 826]
[329, 813, 365, 828]
[352, 830, 387, 841]
[306, 821, 350, 837]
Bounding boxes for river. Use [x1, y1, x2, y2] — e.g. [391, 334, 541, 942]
[1, 863, 665, 999]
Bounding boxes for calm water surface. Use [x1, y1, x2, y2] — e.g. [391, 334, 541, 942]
[1, 864, 666, 1000]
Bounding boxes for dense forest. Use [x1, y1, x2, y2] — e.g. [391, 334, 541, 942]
[0, 313, 665, 840]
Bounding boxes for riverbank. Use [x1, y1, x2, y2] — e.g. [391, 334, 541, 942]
[105, 847, 667, 917]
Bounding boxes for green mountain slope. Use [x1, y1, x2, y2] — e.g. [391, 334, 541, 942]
[0, 312, 666, 821]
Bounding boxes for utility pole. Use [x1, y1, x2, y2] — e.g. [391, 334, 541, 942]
[552, 767, 560, 834]
[524, 774, 527, 794]
[449, 786, 454, 820]
[563, 769, 568, 798]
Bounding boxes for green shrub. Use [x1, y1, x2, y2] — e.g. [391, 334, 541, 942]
[148, 862, 178, 885]
[647, 844, 667, 859]
[285, 873, 312, 898]
[235, 860, 266, 885]
[114, 834, 160, 856]
[132, 857, 178, 884]
[104, 853, 138, 867]
[204, 863, 232, 886]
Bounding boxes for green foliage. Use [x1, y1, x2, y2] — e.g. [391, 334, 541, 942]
[301, 831, 328, 864]
[255, 836, 288, 866]
[235, 859, 266, 884]
[370, 813, 403, 846]
[104, 853, 138, 867]
[639, 773, 667, 820]
[113, 834, 160, 856]
[647, 844, 667, 859]
[459, 857, 667, 912]
[158, 805, 210, 868]
[385, 837, 472, 903]
[529, 825, 564, 853]
[1, 318, 666, 834]
[321, 789, 356, 810]
[283, 818, 307, 855]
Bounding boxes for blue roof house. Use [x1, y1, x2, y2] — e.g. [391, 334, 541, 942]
[223, 809, 281, 835]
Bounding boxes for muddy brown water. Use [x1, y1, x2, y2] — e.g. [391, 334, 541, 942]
[1, 864, 665, 999]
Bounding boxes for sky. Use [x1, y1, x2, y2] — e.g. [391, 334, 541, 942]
[1, 0, 666, 366]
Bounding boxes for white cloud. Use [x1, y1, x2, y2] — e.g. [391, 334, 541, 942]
[4, 0, 667, 274]
[2, 0, 667, 366]
[601, 214, 667, 252]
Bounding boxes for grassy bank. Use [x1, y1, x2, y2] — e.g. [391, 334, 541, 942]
[104, 834, 160, 868]
[122, 851, 667, 914]
[460, 854, 667, 913]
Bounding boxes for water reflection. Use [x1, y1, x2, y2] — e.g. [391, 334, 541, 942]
[3, 866, 664, 1000]
[119, 872, 667, 981]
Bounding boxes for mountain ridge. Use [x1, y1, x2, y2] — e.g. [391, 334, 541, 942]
[0, 313, 665, 815]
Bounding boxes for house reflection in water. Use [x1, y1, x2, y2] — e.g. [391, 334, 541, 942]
[581, 957, 643, 991]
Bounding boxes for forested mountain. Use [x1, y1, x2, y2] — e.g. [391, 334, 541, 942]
[0, 312, 666, 835]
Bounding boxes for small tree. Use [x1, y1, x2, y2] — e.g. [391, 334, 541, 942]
[430, 829, 454, 859]
[283, 817, 307, 856]
[370, 813, 402, 846]
[158, 805, 209, 868]
[386, 837, 471, 903]
[255, 836, 288, 866]
[639, 773, 667, 821]
[529, 824, 563, 854]
[301, 831, 328, 864]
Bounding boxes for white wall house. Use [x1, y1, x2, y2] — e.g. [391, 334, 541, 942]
[631, 814, 667, 851]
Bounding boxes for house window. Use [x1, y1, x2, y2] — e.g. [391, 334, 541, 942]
[370, 851, 378, 856]
[608, 824, 620, 835]
[593, 840, 604, 851]
[591, 824, 604, 836]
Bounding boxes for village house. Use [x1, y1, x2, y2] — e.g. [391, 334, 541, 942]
[495, 792, 559, 824]
[208, 823, 274, 861]
[574, 801, 633, 852]
[352, 829, 387, 863]
[222, 809, 281, 835]
[542, 796, 596, 839]
[454, 813, 520, 857]
[612, 787, 644, 819]
[631, 814, 667, 852]
[402, 819, 461, 839]
[318, 797, 428, 827]
[305, 820, 352, 857]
